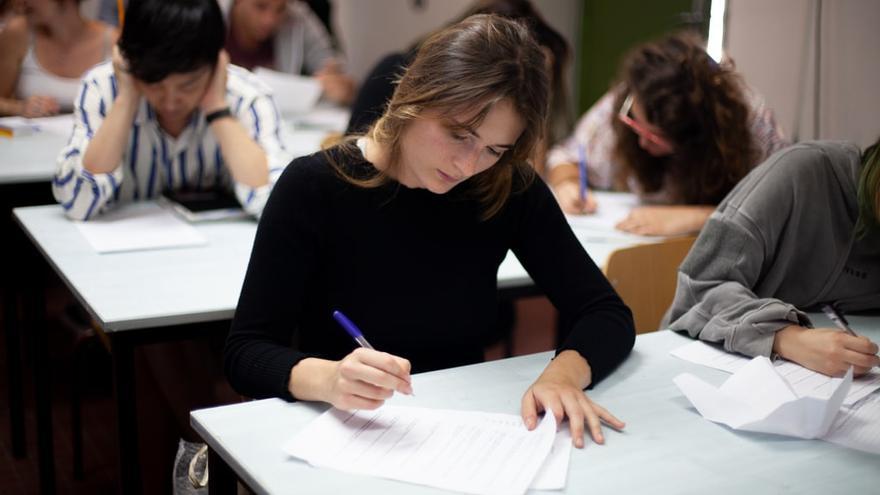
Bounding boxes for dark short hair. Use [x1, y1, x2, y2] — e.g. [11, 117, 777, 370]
[118, 0, 225, 83]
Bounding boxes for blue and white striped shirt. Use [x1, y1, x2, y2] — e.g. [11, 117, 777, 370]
[54, 61, 291, 220]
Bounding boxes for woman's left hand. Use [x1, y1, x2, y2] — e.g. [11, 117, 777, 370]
[521, 350, 625, 448]
[616, 205, 715, 236]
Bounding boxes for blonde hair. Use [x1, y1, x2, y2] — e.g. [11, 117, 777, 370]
[335, 14, 549, 219]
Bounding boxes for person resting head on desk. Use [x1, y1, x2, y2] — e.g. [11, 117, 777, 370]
[225, 14, 636, 448]
[663, 138, 880, 377]
[547, 32, 788, 236]
[52, 0, 290, 221]
[0, 0, 117, 117]
[220, 0, 356, 105]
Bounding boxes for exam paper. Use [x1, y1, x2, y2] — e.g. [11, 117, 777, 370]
[0, 114, 73, 137]
[284, 405, 559, 495]
[74, 203, 207, 253]
[822, 392, 880, 454]
[529, 426, 572, 491]
[673, 356, 852, 439]
[253, 67, 322, 115]
[670, 340, 880, 406]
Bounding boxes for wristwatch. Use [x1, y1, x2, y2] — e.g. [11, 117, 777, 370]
[205, 107, 233, 124]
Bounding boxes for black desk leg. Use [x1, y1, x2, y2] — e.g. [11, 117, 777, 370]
[30, 270, 55, 495]
[208, 447, 237, 495]
[4, 288, 26, 458]
[112, 333, 141, 495]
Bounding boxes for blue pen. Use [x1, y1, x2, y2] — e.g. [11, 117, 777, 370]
[333, 310, 414, 394]
[578, 144, 588, 202]
[333, 310, 375, 349]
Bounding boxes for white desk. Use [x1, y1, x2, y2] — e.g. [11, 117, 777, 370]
[0, 117, 71, 185]
[6, 106, 349, 495]
[193, 323, 880, 495]
[13, 184, 649, 493]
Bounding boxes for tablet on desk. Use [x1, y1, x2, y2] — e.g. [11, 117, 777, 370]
[159, 189, 250, 222]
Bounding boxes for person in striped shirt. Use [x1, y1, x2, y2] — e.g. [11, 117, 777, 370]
[53, 0, 290, 221]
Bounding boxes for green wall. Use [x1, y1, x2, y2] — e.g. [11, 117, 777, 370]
[577, 0, 709, 115]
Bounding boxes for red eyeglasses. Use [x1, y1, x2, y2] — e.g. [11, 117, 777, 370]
[617, 94, 675, 155]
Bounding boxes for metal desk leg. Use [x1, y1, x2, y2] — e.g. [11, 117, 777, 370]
[112, 332, 141, 495]
[208, 447, 237, 495]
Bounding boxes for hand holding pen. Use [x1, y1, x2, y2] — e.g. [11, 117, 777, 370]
[820, 304, 858, 336]
[326, 310, 413, 410]
[772, 306, 879, 377]
[550, 145, 597, 215]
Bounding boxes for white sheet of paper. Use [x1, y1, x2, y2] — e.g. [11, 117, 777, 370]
[253, 67, 322, 115]
[284, 405, 558, 495]
[670, 340, 880, 406]
[529, 426, 572, 491]
[74, 203, 207, 253]
[0, 114, 73, 136]
[822, 392, 880, 454]
[674, 357, 852, 439]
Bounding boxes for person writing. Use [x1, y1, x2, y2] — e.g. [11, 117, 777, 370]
[53, 0, 289, 221]
[220, 0, 356, 105]
[226, 14, 635, 447]
[664, 139, 880, 376]
[547, 32, 787, 236]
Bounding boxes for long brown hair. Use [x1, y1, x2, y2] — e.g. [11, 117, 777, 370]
[856, 136, 880, 237]
[611, 32, 758, 205]
[335, 14, 549, 219]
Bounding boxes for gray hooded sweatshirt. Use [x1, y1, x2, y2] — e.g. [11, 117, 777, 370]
[663, 141, 880, 357]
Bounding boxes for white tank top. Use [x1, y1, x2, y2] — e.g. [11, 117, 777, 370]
[16, 27, 113, 112]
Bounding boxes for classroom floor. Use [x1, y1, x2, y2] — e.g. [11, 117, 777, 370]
[0, 284, 557, 495]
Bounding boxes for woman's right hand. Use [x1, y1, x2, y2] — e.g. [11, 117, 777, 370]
[21, 95, 60, 117]
[552, 179, 597, 215]
[773, 325, 880, 376]
[291, 349, 413, 410]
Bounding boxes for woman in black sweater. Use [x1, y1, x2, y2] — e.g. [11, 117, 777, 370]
[226, 14, 635, 448]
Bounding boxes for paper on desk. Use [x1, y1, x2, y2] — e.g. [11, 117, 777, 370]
[670, 340, 880, 406]
[74, 203, 206, 253]
[822, 392, 880, 454]
[530, 426, 572, 491]
[674, 356, 852, 439]
[253, 67, 322, 115]
[284, 405, 559, 495]
[0, 114, 73, 137]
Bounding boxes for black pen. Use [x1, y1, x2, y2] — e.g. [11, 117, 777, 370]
[820, 304, 858, 337]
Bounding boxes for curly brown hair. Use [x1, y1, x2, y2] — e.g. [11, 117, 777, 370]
[611, 32, 758, 205]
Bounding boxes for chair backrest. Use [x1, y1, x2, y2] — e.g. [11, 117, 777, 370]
[603, 236, 696, 334]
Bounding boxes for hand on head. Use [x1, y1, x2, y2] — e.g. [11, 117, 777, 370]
[111, 45, 140, 101]
[200, 50, 229, 113]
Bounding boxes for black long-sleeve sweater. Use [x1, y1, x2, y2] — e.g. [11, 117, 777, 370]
[225, 146, 635, 400]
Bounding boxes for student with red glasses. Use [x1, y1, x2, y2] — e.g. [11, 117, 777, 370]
[546, 32, 788, 236]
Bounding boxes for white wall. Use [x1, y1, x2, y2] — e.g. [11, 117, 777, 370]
[726, 0, 880, 147]
[333, 0, 582, 105]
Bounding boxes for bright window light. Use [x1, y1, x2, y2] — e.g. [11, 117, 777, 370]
[707, 0, 727, 62]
